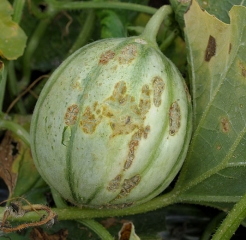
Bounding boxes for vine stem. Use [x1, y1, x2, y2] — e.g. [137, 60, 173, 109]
[140, 5, 173, 46]
[211, 193, 246, 240]
[12, 0, 26, 23]
[67, 10, 96, 56]
[0, 61, 7, 114]
[47, 0, 157, 14]
[51, 188, 114, 240]
[0, 119, 30, 147]
[0, 190, 177, 221]
[21, 17, 54, 88]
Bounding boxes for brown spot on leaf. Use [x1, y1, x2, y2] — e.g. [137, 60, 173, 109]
[64, 104, 79, 126]
[229, 43, 232, 54]
[239, 62, 246, 77]
[216, 145, 222, 150]
[99, 50, 115, 65]
[118, 45, 137, 64]
[169, 101, 181, 136]
[205, 35, 216, 61]
[221, 117, 230, 133]
[152, 76, 165, 107]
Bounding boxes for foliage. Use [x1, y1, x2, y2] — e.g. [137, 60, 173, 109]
[1, 0, 246, 239]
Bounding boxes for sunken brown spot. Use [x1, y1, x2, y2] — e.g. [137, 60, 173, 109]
[205, 35, 216, 62]
[99, 50, 115, 65]
[64, 104, 79, 126]
[169, 101, 181, 136]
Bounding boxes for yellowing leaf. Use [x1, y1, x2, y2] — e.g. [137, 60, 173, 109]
[118, 222, 140, 240]
[0, 0, 27, 60]
[173, 0, 246, 210]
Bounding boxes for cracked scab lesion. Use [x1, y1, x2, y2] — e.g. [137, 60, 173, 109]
[80, 106, 102, 134]
[102, 81, 151, 137]
[124, 125, 150, 170]
[169, 101, 181, 136]
[79, 81, 152, 136]
[107, 174, 122, 192]
[99, 50, 115, 65]
[152, 76, 165, 107]
[116, 174, 141, 199]
[64, 104, 79, 126]
[118, 44, 137, 64]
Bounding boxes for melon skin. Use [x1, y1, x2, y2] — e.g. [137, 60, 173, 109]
[30, 36, 192, 208]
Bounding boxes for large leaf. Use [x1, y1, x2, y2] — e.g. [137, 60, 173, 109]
[173, 0, 246, 210]
[0, 0, 27, 60]
[169, 0, 246, 31]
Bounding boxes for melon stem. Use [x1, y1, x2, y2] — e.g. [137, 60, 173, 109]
[140, 5, 173, 46]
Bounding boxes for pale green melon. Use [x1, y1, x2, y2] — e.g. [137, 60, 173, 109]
[30, 7, 192, 208]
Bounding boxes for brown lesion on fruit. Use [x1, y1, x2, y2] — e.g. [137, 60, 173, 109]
[79, 81, 153, 173]
[152, 76, 165, 107]
[99, 50, 115, 65]
[107, 174, 122, 192]
[169, 101, 181, 136]
[101, 81, 151, 138]
[64, 104, 79, 125]
[124, 126, 150, 170]
[71, 81, 83, 91]
[118, 44, 137, 64]
[116, 174, 141, 199]
[205, 35, 216, 62]
[220, 117, 230, 133]
[80, 106, 102, 134]
[99, 202, 134, 209]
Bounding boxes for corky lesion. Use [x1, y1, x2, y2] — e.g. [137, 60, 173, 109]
[124, 125, 150, 170]
[152, 76, 165, 107]
[116, 174, 141, 199]
[101, 81, 151, 138]
[64, 104, 79, 125]
[118, 44, 137, 64]
[107, 174, 122, 192]
[99, 50, 115, 65]
[80, 106, 102, 134]
[169, 101, 181, 135]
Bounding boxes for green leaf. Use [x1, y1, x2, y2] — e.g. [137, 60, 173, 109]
[97, 9, 127, 38]
[0, 0, 27, 60]
[170, 0, 246, 31]
[174, 0, 246, 209]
